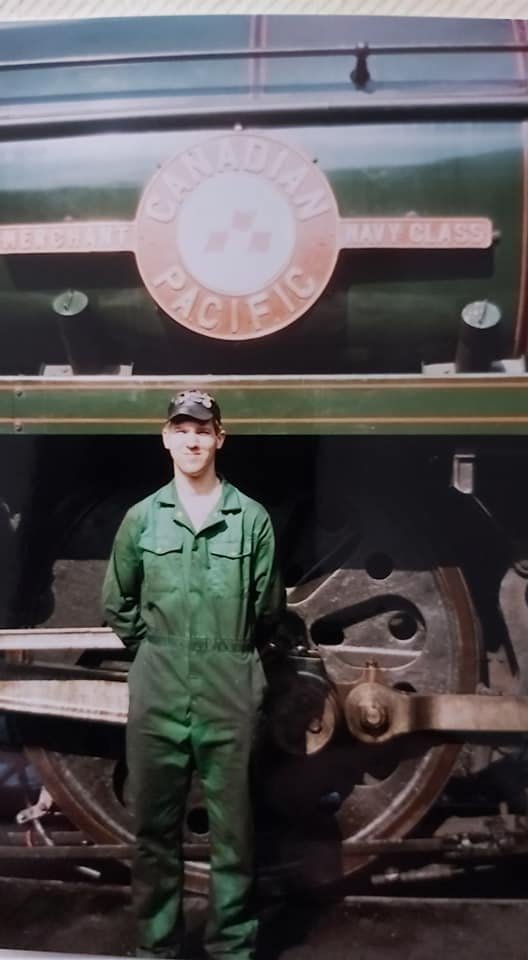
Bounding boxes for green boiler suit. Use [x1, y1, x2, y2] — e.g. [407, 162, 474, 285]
[102, 479, 285, 960]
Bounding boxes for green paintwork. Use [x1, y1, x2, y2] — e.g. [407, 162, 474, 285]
[0, 17, 527, 432]
[0, 121, 522, 377]
[1, 375, 528, 436]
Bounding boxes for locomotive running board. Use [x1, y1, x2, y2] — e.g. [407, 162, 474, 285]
[1, 373, 528, 436]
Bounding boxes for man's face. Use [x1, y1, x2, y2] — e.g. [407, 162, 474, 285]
[162, 418, 225, 478]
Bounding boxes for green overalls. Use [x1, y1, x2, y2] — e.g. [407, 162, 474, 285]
[102, 479, 284, 960]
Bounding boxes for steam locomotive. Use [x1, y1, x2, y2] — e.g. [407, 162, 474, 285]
[1, 13, 528, 893]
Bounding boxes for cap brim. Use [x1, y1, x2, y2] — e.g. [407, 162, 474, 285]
[167, 400, 214, 422]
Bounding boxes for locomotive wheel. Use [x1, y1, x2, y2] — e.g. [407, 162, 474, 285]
[255, 491, 479, 887]
[15, 485, 479, 892]
[21, 725, 210, 893]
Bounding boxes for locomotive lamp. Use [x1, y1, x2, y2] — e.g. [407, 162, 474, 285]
[51, 288, 93, 374]
[50, 288, 129, 375]
[455, 300, 502, 373]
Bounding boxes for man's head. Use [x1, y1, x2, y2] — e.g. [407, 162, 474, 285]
[162, 390, 225, 479]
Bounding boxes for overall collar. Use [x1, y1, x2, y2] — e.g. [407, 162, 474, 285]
[156, 478, 242, 530]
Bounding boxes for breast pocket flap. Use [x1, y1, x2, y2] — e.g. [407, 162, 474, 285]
[138, 532, 183, 555]
[209, 537, 250, 560]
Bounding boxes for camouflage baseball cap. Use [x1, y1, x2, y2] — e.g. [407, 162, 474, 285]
[166, 389, 222, 423]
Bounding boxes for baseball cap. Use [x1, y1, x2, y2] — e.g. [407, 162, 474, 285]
[166, 390, 222, 424]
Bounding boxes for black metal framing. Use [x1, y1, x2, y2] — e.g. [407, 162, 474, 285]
[1, 93, 528, 140]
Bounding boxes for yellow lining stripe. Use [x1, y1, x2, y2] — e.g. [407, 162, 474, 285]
[2, 416, 528, 426]
[0, 380, 528, 393]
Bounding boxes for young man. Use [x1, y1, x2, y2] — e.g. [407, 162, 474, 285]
[102, 389, 285, 960]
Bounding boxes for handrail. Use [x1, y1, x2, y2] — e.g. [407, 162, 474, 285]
[0, 41, 528, 73]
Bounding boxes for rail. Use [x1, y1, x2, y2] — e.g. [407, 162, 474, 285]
[0, 832, 527, 861]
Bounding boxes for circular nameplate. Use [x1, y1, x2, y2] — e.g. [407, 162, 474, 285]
[135, 132, 340, 340]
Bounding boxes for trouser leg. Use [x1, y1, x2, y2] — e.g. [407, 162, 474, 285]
[194, 719, 257, 960]
[127, 709, 192, 958]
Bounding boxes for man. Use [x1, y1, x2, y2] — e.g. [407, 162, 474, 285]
[102, 389, 285, 960]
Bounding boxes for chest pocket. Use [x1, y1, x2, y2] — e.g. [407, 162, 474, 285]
[139, 530, 184, 594]
[208, 533, 251, 598]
